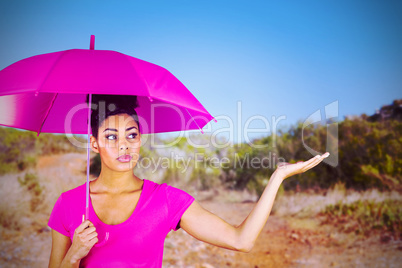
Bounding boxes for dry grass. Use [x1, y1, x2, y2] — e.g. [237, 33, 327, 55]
[273, 182, 402, 218]
[0, 153, 92, 232]
[0, 172, 32, 231]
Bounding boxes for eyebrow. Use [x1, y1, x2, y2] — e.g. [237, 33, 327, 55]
[103, 126, 138, 133]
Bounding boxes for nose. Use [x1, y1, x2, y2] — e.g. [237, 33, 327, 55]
[119, 140, 128, 151]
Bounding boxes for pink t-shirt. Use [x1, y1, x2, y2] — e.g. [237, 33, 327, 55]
[48, 179, 195, 267]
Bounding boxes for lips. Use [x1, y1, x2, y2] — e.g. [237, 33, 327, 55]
[117, 154, 132, 162]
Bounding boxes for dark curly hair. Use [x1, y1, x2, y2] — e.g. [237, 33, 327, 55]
[86, 94, 141, 139]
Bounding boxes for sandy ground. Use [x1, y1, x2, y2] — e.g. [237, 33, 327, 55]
[0, 153, 401, 267]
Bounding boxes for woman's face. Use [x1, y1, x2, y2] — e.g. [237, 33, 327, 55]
[90, 113, 141, 172]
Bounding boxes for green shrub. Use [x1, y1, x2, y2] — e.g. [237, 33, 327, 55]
[17, 155, 37, 171]
[18, 172, 44, 212]
[320, 199, 402, 238]
[0, 207, 22, 231]
[0, 127, 83, 174]
[220, 99, 402, 193]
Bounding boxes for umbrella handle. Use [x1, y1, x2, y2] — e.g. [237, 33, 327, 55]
[85, 92, 109, 247]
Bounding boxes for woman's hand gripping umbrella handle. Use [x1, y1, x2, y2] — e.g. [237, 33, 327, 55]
[86, 93, 109, 247]
[82, 215, 109, 247]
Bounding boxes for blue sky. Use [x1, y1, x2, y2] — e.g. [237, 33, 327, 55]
[0, 0, 401, 144]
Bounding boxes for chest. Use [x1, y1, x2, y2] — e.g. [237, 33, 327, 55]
[90, 191, 142, 225]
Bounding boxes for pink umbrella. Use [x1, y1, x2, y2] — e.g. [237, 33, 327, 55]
[0, 35, 217, 246]
[0, 35, 215, 135]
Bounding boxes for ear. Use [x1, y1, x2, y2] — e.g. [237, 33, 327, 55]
[90, 136, 100, 153]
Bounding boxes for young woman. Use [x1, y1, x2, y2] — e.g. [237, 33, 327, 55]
[48, 94, 329, 267]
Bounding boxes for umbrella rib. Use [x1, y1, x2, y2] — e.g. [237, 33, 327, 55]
[123, 55, 152, 99]
[36, 50, 68, 95]
[36, 93, 58, 136]
[34, 50, 66, 135]
[185, 108, 204, 134]
[122, 54, 217, 119]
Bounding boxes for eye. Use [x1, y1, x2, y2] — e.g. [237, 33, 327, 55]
[106, 134, 117, 140]
[128, 133, 138, 139]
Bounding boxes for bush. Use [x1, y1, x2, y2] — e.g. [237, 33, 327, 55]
[220, 99, 402, 194]
[0, 127, 36, 174]
[320, 199, 402, 238]
[0, 206, 22, 231]
[18, 172, 44, 212]
[17, 155, 37, 171]
[0, 127, 84, 174]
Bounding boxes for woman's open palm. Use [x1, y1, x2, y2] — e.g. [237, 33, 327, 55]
[274, 152, 330, 180]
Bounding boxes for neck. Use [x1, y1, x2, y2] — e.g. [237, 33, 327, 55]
[93, 168, 142, 194]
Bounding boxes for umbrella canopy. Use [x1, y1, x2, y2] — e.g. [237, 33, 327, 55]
[0, 35, 216, 135]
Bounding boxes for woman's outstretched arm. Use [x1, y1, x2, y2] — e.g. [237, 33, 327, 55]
[180, 152, 329, 252]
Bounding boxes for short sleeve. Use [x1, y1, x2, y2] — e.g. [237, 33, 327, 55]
[48, 194, 70, 237]
[165, 185, 195, 231]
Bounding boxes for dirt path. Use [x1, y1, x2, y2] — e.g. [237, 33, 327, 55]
[0, 153, 401, 267]
[164, 200, 402, 268]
